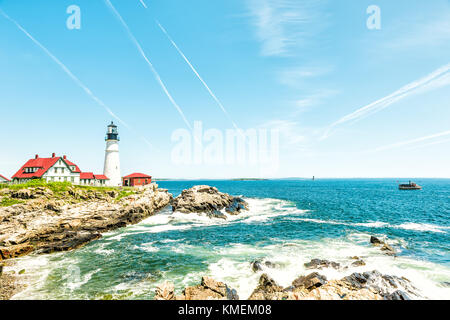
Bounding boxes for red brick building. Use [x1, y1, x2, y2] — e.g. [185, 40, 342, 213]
[122, 173, 152, 187]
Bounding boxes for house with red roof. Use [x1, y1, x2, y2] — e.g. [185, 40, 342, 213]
[122, 173, 152, 187]
[0, 174, 10, 184]
[11, 153, 109, 186]
[80, 172, 109, 187]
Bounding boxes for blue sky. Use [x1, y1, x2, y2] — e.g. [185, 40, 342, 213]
[0, 0, 449, 179]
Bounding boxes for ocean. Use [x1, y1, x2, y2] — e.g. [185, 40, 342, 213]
[9, 179, 450, 300]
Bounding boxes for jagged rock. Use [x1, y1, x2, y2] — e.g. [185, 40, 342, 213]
[225, 198, 249, 215]
[0, 243, 34, 260]
[343, 270, 418, 299]
[370, 236, 383, 245]
[384, 290, 410, 300]
[292, 272, 327, 290]
[381, 243, 395, 256]
[37, 232, 102, 254]
[250, 260, 263, 272]
[180, 276, 239, 300]
[172, 185, 249, 216]
[107, 190, 118, 199]
[44, 200, 64, 213]
[304, 259, 340, 270]
[250, 260, 278, 273]
[11, 189, 34, 200]
[297, 280, 384, 300]
[206, 210, 227, 220]
[351, 260, 366, 267]
[248, 274, 287, 300]
[155, 281, 175, 300]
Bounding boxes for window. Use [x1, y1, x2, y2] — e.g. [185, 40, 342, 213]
[62, 168, 65, 174]
[71, 177, 74, 182]
[54, 168, 57, 173]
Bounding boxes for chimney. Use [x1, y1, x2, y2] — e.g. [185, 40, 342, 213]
[63, 155, 67, 160]
[35, 154, 39, 159]
[52, 153, 56, 158]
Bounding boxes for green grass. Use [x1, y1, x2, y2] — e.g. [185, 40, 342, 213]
[0, 197, 24, 207]
[115, 190, 135, 202]
[0, 179, 138, 202]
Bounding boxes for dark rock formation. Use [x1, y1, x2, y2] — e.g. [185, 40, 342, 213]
[351, 260, 366, 267]
[248, 274, 286, 300]
[370, 236, 383, 245]
[172, 185, 249, 217]
[304, 259, 341, 270]
[370, 236, 396, 256]
[250, 260, 278, 273]
[292, 272, 327, 290]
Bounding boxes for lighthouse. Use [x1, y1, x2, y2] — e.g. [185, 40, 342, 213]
[103, 121, 122, 187]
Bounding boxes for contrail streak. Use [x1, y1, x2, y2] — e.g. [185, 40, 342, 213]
[0, 9, 156, 149]
[321, 63, 450, 140]
[369, 129, 450, 153]
[104, 0, 192, 130]
[139, 0, 148, 9]
[157, 21, 241, 132]
[405, 137, 450, 151]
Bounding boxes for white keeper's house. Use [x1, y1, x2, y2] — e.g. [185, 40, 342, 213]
[11, 153, 109, 186]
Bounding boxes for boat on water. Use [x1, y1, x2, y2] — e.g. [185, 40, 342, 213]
[399, 181, 422, 190]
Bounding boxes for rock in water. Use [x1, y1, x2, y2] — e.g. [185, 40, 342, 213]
[206, 210, 227, 220]
[250, 260, 263, 272]
[172, 185, 249, 217]
[370, 236, 383, 245]
[225, 198, 249, 215]
[351, 260, 366, 267]
[304, 259, 341, 270]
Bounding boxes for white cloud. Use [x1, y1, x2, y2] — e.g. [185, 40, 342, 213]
[246, 0, 326, 56]
[278, 66, 333, 87]
[260, 119, 307, 147]
[293, 89, 339, 112]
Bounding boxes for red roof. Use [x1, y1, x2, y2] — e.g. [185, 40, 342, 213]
[0, 174, 10, 181]
[65, 159, 81, 173]
[12, 156, 60, 179]
[12, 154, 82, 179]
[94, 174, 109, 180]
[123, 173, 152, 179]
[80, 172, 94, 180]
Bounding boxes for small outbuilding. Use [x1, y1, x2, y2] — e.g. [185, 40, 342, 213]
[122, 173, 152, 187]
[0, 174, 10, 184]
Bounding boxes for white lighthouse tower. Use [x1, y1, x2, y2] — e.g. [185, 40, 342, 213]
[103, 121, 122, 187]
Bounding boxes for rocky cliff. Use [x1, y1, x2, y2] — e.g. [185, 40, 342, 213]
[0, 183, 172, 260]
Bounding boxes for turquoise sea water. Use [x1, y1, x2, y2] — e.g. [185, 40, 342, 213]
[9, 179, 450, 299]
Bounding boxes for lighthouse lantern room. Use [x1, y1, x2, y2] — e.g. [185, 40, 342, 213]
[103, 121, 122, 187]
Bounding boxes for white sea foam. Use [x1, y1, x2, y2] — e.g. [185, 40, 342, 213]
[394, 222, 450, 233]
[199, 237, 450, 300]
[291, 217, 449, 234]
